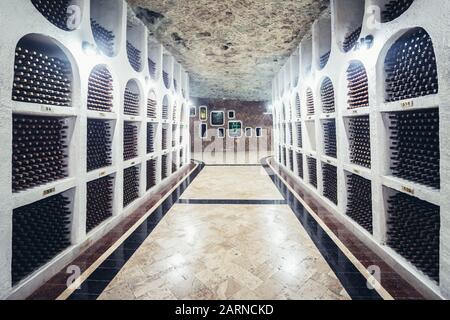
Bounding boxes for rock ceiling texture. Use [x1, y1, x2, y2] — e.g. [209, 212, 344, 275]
[127, 0, 330, 101]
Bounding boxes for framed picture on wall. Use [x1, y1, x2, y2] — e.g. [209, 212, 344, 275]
[217, 128, 225, 138]
[199, 123, 207, 139]
[256, 127, 263, 137]
[199, 106, 208, 121]
[211, 111, 225, 126]
[228, 110, 236, 119]
[245, 127, 253, 137]
[228, 121, 242, 138]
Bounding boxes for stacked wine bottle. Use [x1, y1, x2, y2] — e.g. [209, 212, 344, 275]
[343, 26, 362, 52]
[385, 28, 438, 102]
[87, 66, 114, 112]
[173, 104, 177, 121]
[172, 125, 177, 147]
[91, 19, 115, 57]
[289, 150, 294, 172]
[382, 0, 415, 23]
[296, 152, 304, 179]
[319, 50, 331, 69]
[281, 147, 287, 167]
[346, 174, 372, 233]
[162, 101, 169, 120]
[347, 62, 369, 109]
[126, 41, 142, 72]
[179, 125, 184, 144]
[86, 176, 113, 233]
[386, 191, 439, 282]
[12, 193, 71, 284]
[288, 125, 293, 146]
[172, 151, 178, 173]
[147, 123, 156, 154]
[123, 166, 139, 208]
[87, 119, 112, 172]
[12, 115, 68, 193]
[180, 149, 184, 167]
[295, 94, 301, 119]
[123, 122, 138, 161]
[278, 146, 283, 164]
[31, 0, 71, 31]
[146, 159, 157, 191]
[161, 126, 168, 150]
[297, 123, 303, 149]
[323, 163, 338, 205]
[161, 154, 169, 180]
[321, 77, 335, 113]
[306, 88, 315, 115]
[307, 157, 317, 188]
[13, 44, 72, 106]
[323, 119, 337, 158]
[349, 116, 371, 168]
[147, 95, 157, 118]
[163, 71, 170, 89]
[148, 58, 157, 79]
[124, 87, 140, 116]
[389, 108, 439, 189]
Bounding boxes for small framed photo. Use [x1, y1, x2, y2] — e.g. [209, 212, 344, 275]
[199, 106, 208, 121]
[199, 123, 207, 139]
[228, 120, 242, 138]
[211, 111, 225, 126]
[256, 127, 263, 137]
[228, 110, 236, 119]
[245, 127, 253, 137]
[217, 128, 225, 138]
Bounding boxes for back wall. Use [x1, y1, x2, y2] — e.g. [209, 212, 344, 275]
[189, 98, 273, 155]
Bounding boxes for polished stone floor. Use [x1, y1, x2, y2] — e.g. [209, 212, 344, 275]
[97, 166, 350, 300]
[191, 151, 273, 165]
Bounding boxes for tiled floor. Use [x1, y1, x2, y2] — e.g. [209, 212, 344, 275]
[97, 166, 350, 300]
[180, 165, 284, 200]
[29, 158, 424, 300]
[191, 151, 272, 165]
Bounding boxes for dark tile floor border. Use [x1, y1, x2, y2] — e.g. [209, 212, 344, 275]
[262, 157, 424, 300]
[177, 199, 287, 205]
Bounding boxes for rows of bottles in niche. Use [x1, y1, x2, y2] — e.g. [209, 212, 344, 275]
[279, 26, 438, 111]
[278, 145, 440, 284]
[278, 27, 440, 184]
[280, 105, 439, 189]
[339, 0, 416, 54]
[11, 151, 164, 285]
[11, 37, 181, 117]
[29, 0, 169, 81]
[11, 37, 186, 188]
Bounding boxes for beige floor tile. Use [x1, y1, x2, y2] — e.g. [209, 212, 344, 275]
[180, 166, 284, 200]
[97, 200, 349, 300]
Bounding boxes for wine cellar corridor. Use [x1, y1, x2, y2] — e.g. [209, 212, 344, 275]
[0, 0, 450, 301]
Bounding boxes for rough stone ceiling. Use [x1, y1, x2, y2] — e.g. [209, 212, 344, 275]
[128, 0, 330, 101]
